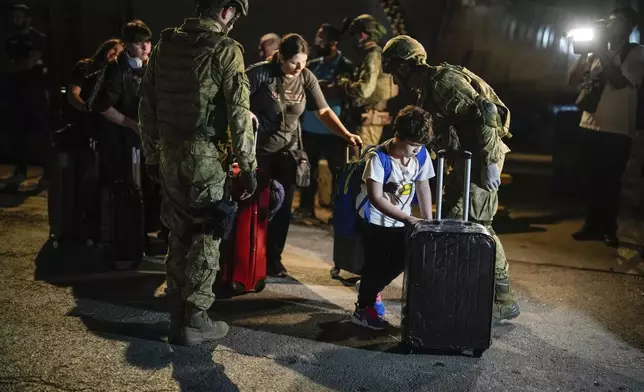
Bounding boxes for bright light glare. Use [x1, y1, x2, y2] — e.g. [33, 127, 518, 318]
[568, 28, 594, 42]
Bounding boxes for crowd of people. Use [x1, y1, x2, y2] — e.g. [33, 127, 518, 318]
[3, 0, 641, 348]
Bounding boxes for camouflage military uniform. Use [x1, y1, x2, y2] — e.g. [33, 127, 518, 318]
[337, 15, 398, 146]
[382, 35, 519, 319]
[418, 64, 511, 281]
[139, 18, 256, 312]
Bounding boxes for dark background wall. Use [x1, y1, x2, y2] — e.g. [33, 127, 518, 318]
[0, 0, 642, 156]
[0, 0, 394, 86]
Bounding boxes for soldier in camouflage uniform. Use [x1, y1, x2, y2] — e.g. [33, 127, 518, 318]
[381, 35, 520, 321]
[139, 0, 257, 346]
[336, 15, 398, 147]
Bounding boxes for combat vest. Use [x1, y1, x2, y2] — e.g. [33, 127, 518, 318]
[154, 23, 239, 142]
[425, 63, 512, 140]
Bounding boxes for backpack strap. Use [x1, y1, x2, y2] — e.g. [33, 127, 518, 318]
[375, 145, 393, 183]
[414, 146, 428, 181]
[361, 145, 393, 222]
[410, 146, 430, 207]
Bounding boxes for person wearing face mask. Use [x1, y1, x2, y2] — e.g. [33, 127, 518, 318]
[381, 35, 519, 323]
[335, 14, 398, 148]
[93, 20, 164, 251]
[246, 33, 362, 277]
[0, 4, 50, 191]
[296, 24, 355, 222]
[95, 20, 152, 141]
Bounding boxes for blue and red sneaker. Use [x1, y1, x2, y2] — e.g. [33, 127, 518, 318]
[374, 292, 386, 317]
[351, 305, 390, 330]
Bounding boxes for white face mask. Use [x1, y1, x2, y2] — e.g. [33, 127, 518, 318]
[126, 52, 143, 69]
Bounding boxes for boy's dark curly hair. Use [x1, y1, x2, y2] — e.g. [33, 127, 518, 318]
[393, 105, 433, 145]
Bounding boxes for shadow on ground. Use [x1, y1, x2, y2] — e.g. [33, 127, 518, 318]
[0, 182, 47, 208]
[32, 234, 244, 392]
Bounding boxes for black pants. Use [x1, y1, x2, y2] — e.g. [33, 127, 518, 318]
[581, 129, 632, 235]
[299, 132, 346, 211]
[9, 86, 50, 177]
[258, 152, 296, 271]
[357, 221, 406, 308]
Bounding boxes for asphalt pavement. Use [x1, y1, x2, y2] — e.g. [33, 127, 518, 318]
[0, 168, 643, 392]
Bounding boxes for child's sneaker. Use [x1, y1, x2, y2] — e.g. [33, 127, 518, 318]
[351, 305, 389, 330]
[374, 292, 386, 317]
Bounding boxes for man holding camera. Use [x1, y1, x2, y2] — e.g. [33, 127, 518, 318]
[568, 7, 644, 247]
[139, 0, 257, 346]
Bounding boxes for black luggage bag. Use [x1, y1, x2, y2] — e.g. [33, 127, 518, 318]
[401, 150, 496, 357]
[99, 146, 144, 269]
[48, 125, 99, 247]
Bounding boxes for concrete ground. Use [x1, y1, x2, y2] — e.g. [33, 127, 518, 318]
[0, 164, 643, 392]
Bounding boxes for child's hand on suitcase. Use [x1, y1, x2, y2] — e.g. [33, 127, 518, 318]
[404, 215, 422, 227]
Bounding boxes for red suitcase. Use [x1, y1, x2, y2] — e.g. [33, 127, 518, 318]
[215, 167, 269, 298]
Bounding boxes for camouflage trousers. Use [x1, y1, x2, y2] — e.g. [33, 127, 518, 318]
[443, 155, 509, 280]
[159, 139, 226, 311]
[357, 124, 384, 147]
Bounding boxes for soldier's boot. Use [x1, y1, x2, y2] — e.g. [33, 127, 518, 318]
[179, 305, 230, 346]
[493, 278, 520, 322]
[166, 292, 184, 345]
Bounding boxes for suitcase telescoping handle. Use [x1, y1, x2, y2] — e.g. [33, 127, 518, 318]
[435, 149, 472, 222]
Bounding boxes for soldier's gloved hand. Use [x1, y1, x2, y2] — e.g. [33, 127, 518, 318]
[146, 164, 160, 183]
[239, 170, 257, 200]
[335, 77, 350, 89]
[481, 163, 501, 191]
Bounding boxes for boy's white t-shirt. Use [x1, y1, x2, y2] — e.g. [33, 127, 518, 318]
[356, 140, 435, 228]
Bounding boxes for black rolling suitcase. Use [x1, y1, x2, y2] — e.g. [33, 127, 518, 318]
[47, 126, 80, 248]
[100, 146, 144, 269]
[401, 150, 496, 357]
[48, 125, 98, 248]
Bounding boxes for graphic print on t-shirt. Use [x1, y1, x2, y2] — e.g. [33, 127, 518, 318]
[387, 178, 415, 208]
[271, 88, 305, 109]
[399, 183, 412, 196]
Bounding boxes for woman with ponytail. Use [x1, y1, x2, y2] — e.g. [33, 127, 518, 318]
[246, 33, 362, 277]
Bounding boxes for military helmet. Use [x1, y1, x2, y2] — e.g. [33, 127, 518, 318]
[196, 0, 248, 16]
[348, 14, 387, 40]
[382, 35, 427, 67]
[223, 0, 248, 16]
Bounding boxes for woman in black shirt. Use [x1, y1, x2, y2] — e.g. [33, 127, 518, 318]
[67, 39, 123, 118]
[247, 33, 361, 277]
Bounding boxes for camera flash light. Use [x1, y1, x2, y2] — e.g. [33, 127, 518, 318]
[568, 28, 595, 42]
